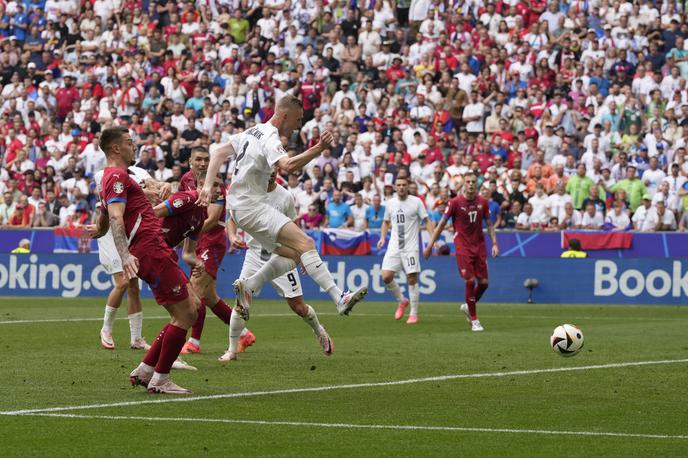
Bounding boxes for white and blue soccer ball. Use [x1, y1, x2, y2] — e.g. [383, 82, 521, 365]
[551, 324, 584, 357]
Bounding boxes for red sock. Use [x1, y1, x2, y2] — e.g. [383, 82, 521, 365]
[475, 282, 489, 302]
[211, 299, 232, 324]
[191, 301, 206, 340]
[465, 280, 477, 320]
[154, 324, 187, 374]
[142, 324, 169, 367]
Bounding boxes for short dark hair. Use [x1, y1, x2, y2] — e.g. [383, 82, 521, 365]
[99, 126, 129, 155]
[191, 146, 208, 157]
[569, 238, 582, 251]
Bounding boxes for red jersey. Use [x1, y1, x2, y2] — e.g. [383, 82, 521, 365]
[444, 194, 490, 256]
[178, 170, 197, 191]
[178, 170, 227, 247]
[160, 190, 207, 247]
[99, 167, 165, 254]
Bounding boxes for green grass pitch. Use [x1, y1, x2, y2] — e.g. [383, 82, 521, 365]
[0, 298, 687, 457]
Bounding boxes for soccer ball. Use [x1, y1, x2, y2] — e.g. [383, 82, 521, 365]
[550, 324, 584, 357]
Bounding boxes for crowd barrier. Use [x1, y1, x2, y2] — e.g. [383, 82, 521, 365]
[2, 228, 688, 258]
[0, 254, 685, 305]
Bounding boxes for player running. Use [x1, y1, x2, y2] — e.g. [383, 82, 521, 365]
[220, 170, 333, 362]
[424, 172, 499, 331]
[176, 147, 249, 355]
[93, 165, 159, 350]
[198, 95, 367, 319]
[153, 174, 256, 355]
[377, 177, 435, 324]
[91, 126, 199, 394]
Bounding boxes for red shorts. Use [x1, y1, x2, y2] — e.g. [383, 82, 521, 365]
[455, 251, 488, 280]
[137, 246, 189, 306]
[196, 239, 227, 280]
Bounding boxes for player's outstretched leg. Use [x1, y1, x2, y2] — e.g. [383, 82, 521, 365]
[406, 275, 420, 325]
[382, 270, 409, 320]
[288, 299, 333, 355]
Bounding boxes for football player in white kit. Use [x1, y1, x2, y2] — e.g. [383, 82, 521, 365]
[93, 166, 169, 350]
[198, 94, 367, 319]
[376, 176, 435, 324]
[219, 170, 333, 362]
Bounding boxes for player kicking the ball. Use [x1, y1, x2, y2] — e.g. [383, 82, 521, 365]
[377, 177, 435, 324]
[424, 172, 499, 331]
[220, 170, 333, 362]
[91, 127, 199, 394]
[198, 94, 367, 319]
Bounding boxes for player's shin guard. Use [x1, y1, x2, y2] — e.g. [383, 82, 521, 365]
[154, 324, 187, 375]
[245, 256, 297, 293]
[385, 280, 404, 302]
[300, 250, 343, 303]
[408, 284, 420, 316]
[303, 304, 323, 333]
[190, 301, 206, 341]
[465, 279, 478, 320]
[143, 324, 169, 367]
[128, 312, 143, 342]
[211, 299, 232, 324]
[228, 311, 246, 353]
[475, 282, 489, 302]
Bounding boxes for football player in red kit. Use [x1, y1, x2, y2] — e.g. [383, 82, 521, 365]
[177, 147, 253, 354]
[424, 172, 499, 331]
[91, 127, 198, 394]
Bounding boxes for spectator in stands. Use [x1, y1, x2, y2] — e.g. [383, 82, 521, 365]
[566, 164, 593, 210]
[516, 202, 534, 231]
[365, 194, 385, 229]
[581, 202, 604, 230]
[604, 201, 632, 231]
[632, 194, 658, 232]
[32, 201, 59, 227]
[610, 165, 647, 212]
[349, 193, 368, 232]
[559, 202, 583, 230]
[0, 192, 15, 225]
[324, 190, 353, 229]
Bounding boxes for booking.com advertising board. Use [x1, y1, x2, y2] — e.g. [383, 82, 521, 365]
[0, 254, 686, 305]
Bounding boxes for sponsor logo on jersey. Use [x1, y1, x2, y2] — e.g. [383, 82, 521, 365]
[113, 182, 124, 194]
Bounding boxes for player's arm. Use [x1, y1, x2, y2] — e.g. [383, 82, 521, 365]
[198, 141, 235, 206]
[377, 218, 390, 249]
[276, 131, 333, 174]
[86, 205, 109, 238]
[485, 213, 499, 257]
[181, 238, 203, 276]
[145, 177, 171, 201]
[200, 203, 223, 233]
[423, 215, 448, 259]
[423, 217, 436, 240]
[226, 213, 248, 250]
[107, 201, 139, 280]
[153, 200, 171, 217]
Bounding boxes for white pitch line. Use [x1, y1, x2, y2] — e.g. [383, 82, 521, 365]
[2, 358, 686, 416]
[13, 413, 688, 441]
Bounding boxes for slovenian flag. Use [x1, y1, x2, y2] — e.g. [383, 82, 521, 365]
[321, 228, 371, 255]
[54, 227, 99, 253]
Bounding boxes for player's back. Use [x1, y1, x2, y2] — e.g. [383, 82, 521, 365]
[246, 184, 296, 253]
[98, 166, 163, 253]
[385, 195, 427, 252]
[447, 194, 489, 254]
[227, 123, 287, 211]
[160, 190, 206, 247]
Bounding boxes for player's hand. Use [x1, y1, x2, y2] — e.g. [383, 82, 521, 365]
[84, 224, 103, 239]
[158, 182, 172, 200]
[196, 185, 212, 207]
[317, 130, 333, 150]
[376, 238, 385, 250]
[229, 236, 248, 251]
[122, 254, 139, 280]
[423, 246, 433, 260]
[492, 244, 499, 258]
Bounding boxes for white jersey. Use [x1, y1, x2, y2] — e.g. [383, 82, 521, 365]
[227, 123, 288, 211]
[383, 195, 428, 253]
[247, 184, 296, 253]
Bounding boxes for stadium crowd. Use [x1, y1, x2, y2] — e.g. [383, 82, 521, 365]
[0, 0, 687, 233]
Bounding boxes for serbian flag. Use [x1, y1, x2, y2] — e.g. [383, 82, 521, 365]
[321, 229, 371, 255]
[562, 230, 633, 250]
[54, 226, 99, 253]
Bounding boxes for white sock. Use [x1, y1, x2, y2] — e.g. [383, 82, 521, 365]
[300, 250, 343, 304]
[240, 328, 249, 337]
[137, 362, 154, 374]
[102, 305, 118, 332]
[386, 280, 404, 302]
[229, 311, 246, 353]
[409, 284, 420, 317]
[188, 337, 201, 347]
[128, 312, 143, 342]
[150, 371, 170, 384]
[302, 305, 323, 334]
[245, 255, 297, 293]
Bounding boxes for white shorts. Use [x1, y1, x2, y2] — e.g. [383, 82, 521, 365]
[240, 249, 303, 299]
[382, 249, 420, 275]
[232, 203, 292, 253]
[97, 233, 123, 275]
